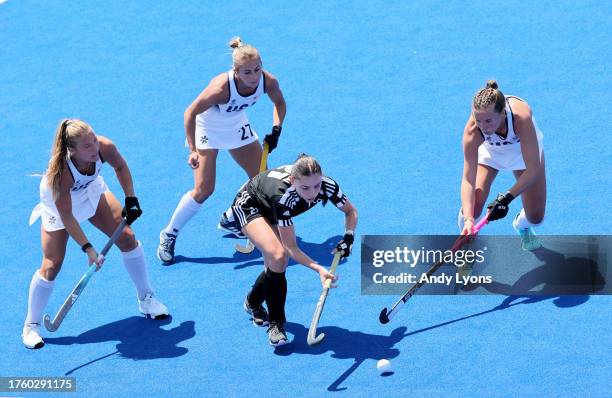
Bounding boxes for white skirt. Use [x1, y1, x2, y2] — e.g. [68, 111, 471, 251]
[29, 175, 109, 232]
[194, 120, 259, 150]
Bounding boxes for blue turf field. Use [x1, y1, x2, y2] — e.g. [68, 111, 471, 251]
[1, 1, 611, 396]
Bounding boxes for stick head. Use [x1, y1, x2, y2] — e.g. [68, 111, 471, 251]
[307, 332, 325, 346]
[43, 313, 58, 332]
[235, 241, 255, 254]
[379, 308, 390, 324]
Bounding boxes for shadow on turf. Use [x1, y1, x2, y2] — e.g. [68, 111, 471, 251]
[44, 315, 195, 375]
[277, 294, 591, 392]
[275, 243, 600, 392]
[171, 235, 342, 270]
[398, 246, 597, 374]
[461, 245, 606, 296]
[276, 322, 409, 392]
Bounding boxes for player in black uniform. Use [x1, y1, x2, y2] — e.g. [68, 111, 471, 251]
[218, 154, 358, 346]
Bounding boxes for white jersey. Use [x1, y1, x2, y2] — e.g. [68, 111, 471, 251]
[66, 156, 103, 192]
[29, 155, 109, 231]
[478, 96, 544, 170]
[194, 70, 265, 150]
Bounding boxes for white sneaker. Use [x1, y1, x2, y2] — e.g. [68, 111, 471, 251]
[22, 323, 44, 349]
[138, 293, 169, 319]
[157, 230, 177, 265]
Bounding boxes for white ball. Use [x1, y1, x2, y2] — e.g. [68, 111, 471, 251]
[376, 359, 392, 374]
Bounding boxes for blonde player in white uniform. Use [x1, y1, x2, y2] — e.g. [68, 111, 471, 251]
[23, 119, 169, 349]
[459, 80, 546, 250]
[157, 36, 287, 264]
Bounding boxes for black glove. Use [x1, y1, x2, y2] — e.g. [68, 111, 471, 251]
[486, 191, 514, 221]
[263, 125, 282, 153]
[335, 233, 355, 258]
[122, 196, 142, 225]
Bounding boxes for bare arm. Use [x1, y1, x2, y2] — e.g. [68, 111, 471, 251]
[55, 167, 89, 247]
[98, 136, 135, 197]
[264, 71, 286, 127]
[54, 167, 102, 266]
[460, 117, 484, 221]
[507, 101, 542, 196]
[184, 74, 229, 152]
[339, 200, 358, 232]
[278, 224, 323, 273]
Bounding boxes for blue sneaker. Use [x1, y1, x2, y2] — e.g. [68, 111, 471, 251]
[513, 214, 542, 251]
[218, 210, 246, 239]
[516, 227, 542, 251]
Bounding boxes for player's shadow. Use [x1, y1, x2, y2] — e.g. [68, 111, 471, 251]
[44, 316, 195, 375]
[463, 246, 606, 296]
[405, 293, 590, 342]
[412, 246, 601, 351]
[172, 235, 342, 270]
[275, 322, 408, 392]
[399, 246, 602, 365]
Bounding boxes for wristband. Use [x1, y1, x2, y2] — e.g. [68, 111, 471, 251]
[81, 242, 93, 252]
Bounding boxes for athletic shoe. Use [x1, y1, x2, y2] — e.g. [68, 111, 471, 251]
[217, 210, 246, 239]
[512, 214, 542, 251]
[22, 323, 44, 349]
[139, 293, 170, 319]
[267, 322, 289, 347]
[243, 296, 269, 327]
[157, 230, 177, 265]
[516, 227, 542, 251]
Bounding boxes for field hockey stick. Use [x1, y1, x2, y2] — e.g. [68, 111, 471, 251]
[379, 214, 489, 324]
[307, 251, 343, 346]
[235, 142, 270, 254]
[43, 219, 128, 332]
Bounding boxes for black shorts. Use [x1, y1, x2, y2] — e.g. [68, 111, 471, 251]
[231, 186, 264, 230]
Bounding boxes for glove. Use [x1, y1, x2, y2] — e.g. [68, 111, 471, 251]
[486, 191, 514, 221]
[335, 233, 355, 258]
[122, 196, 142, 225]
[263, 125, 282, 153]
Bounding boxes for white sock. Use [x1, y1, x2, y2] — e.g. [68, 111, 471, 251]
[25, 271, 55, 325]
[121, 241, 153, 300]
[513, 208, 543, 230]
[457, 208, 465, 232]
[163, 192, 202, 234]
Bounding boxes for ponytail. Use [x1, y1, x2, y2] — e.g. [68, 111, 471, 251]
[45, 119, 94, 200]
[46, 119, 70, 200]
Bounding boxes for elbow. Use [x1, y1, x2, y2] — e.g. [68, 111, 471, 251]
[184, 108, 195, 125]
[114, 160, 126, 174]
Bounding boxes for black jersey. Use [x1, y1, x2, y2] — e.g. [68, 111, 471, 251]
[247, 165, 348, 227]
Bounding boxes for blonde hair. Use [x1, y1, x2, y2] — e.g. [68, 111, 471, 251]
[473, 80, 506, 112]
[46, 118, 94, 199]
[291, 153, 322, 179]
[228, 36, 260, 69]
